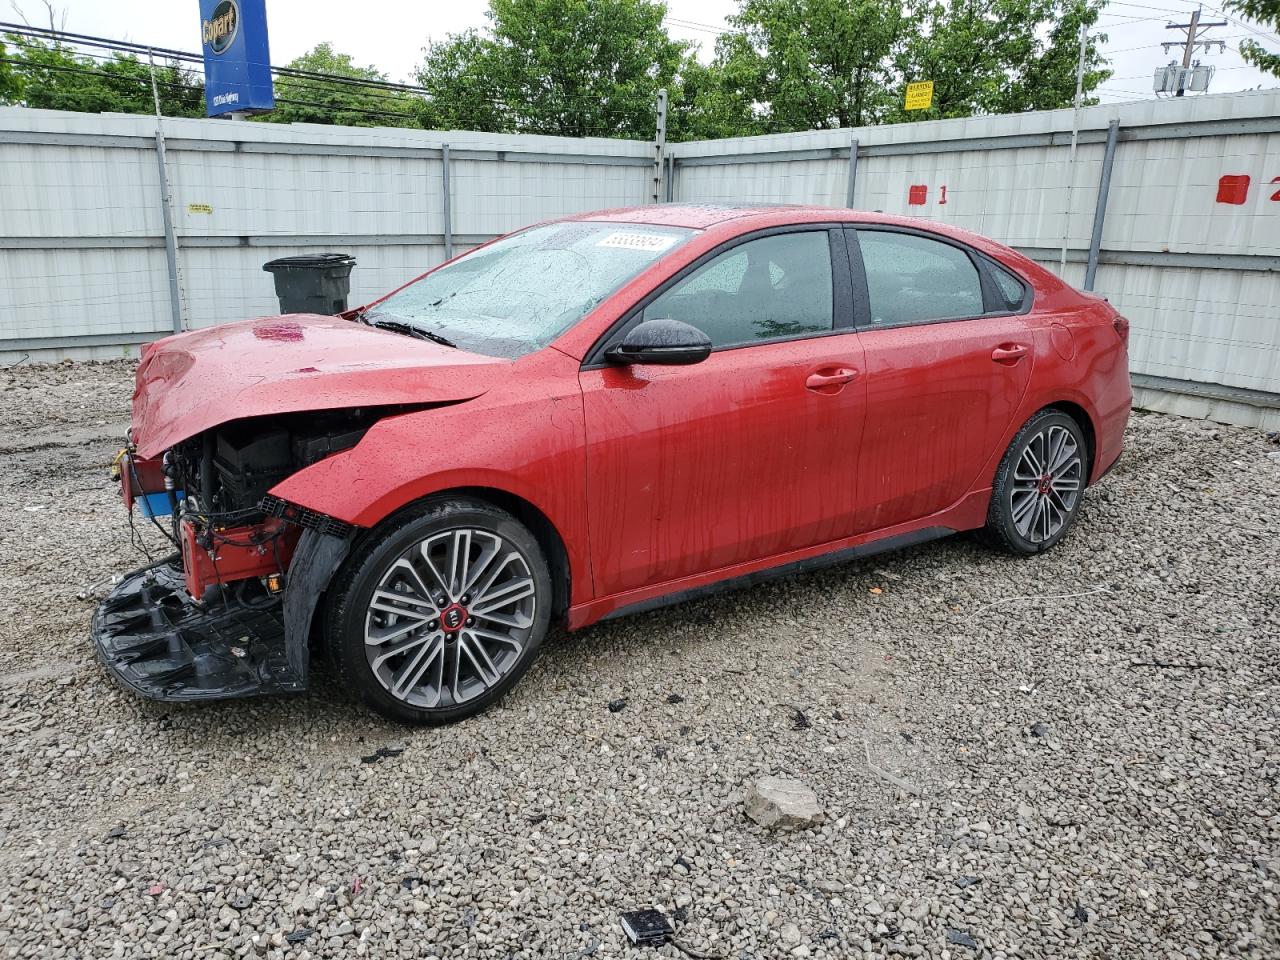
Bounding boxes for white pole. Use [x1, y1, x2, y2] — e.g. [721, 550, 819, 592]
[147, 47, 162, 118]
[1060, 19, 1088, 274]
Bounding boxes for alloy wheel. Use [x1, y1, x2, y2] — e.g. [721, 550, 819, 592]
[1010, 424, 1083, 544]
[363, 528, 537, 708]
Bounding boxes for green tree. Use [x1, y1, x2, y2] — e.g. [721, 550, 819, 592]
[266, 42, 420, 127]
[0, 39, 23, 103]
[667, 54, 758, 140]
[890, 0, 1110, 121]
[709, 0, 905, 131]
[415, 30, 508, 131]
[698, 0, 1111, 134]
[417, 0, 688, 138]
[1226, 0, 1280, 75]
[3, 35, 203, 116]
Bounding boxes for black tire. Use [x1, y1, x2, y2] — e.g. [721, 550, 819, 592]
[982, 409, 1089, 555]
[324, 497, 552, 725]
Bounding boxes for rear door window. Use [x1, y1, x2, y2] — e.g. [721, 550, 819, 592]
[855, 230, 985, 327]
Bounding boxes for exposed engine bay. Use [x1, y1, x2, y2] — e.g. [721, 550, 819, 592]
[93, 408, 402, 702]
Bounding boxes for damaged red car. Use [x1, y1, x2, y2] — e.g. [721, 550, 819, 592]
[95, 204, 1131, 724]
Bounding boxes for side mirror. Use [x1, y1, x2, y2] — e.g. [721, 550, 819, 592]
[605, 318, 712, 366]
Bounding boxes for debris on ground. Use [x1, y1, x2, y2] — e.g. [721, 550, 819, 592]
[619, 908, 673, 945]
[360, 745, 405, 764]
[743, 775, 824, 830]
[863, 741, 922, 797]
[607, 698, 627, 713]
[946, 928, 979, 949]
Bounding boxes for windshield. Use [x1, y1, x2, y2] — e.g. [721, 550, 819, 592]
[364, 221, 697, 358]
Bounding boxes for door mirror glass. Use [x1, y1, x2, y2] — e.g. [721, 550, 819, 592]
[606, 318, 712, 366]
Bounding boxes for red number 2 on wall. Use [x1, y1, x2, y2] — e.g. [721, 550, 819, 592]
[1272, 177, 1280, 202]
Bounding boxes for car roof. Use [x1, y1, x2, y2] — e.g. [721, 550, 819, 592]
[571, 203, 998, 247]
[565, 203, 1069, 299]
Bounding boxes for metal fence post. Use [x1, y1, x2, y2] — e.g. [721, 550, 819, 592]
[441, 143, 453, 261]
[665, 155, 676, 203]
[1084, 119, 1120, 292]
[846, 137, 859, 208]
[153, 122, 185, 333]
[653, 88, 668, 204]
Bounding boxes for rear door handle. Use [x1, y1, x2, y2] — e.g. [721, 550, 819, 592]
[991, 343, 1029, 365]
[805, 367, 859, 392]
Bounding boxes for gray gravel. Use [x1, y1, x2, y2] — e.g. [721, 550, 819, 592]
[0, 358, 1276, 959]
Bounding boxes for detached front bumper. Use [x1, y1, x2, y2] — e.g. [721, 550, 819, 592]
[92, 558, 305, 702]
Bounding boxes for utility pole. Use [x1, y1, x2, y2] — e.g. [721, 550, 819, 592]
[1164, 5, 1227, 97]
[146, 47, 162, 118]
[1060, 20, 1088, 274]
[653, 88, 668, 204]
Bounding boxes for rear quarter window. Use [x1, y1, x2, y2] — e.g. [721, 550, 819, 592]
[987, 260, 1030, 312]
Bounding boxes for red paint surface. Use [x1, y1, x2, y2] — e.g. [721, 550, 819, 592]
[118, 451, 166, 510]
[1216, 175, 1250, 205]
[130, 204, 1131, 628]
[131, 314, 504, 459]
[908, 185, 928, 205]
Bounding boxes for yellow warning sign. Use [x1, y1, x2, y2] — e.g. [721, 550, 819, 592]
[904, 81, 934, 111]
[187, 203, 213, 215]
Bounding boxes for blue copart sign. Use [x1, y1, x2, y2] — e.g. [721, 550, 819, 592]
[199, 0, 275, 116]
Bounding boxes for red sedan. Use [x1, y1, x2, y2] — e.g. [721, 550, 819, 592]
[96, 204, 1131, 723]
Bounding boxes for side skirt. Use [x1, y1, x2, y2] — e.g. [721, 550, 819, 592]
[596, 526, 954, 624]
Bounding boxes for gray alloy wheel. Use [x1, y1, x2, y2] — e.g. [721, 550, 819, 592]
[1009, 423, 1084, 544]
[983, 409, 1089, 555]
[363, 528, 537, 709]
[326, 497, 552, 725]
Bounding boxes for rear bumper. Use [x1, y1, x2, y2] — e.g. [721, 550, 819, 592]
[92, 559, 304, 702]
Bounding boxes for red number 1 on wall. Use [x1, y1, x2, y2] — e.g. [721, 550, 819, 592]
[938, 185, 948, 205]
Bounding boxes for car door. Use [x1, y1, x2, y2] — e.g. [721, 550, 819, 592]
[846, 226, 1034, 534]
[578, 227, 867, 599]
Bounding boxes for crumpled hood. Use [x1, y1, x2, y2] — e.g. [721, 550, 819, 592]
[132, 314, 506, 458]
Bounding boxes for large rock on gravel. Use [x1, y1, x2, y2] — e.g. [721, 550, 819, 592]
[744, 775, 824, 829]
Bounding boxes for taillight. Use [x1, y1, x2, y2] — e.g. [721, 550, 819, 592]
[1113, 314, 1130, 348]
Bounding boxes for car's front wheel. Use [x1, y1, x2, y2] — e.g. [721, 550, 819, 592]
[325, 498, 552, 724]
[984, 409, 1088, 555]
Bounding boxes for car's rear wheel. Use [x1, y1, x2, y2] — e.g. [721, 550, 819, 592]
[325, 498, 551, 724]
[983, 409, 1088, 555]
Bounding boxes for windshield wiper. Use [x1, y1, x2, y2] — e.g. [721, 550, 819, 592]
[368, 318, 456, 348]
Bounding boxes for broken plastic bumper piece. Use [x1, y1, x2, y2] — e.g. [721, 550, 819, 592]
[92, 559, 304, 702]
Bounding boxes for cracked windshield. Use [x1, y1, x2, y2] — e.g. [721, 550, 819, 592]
[364, 221, 696, 358]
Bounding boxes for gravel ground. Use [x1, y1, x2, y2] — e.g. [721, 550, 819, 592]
[0, 359, 1276, 960]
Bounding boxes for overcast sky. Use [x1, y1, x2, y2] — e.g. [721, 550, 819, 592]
[14, 0, 1279, 107]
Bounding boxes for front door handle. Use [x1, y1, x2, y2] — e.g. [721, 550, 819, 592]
[805, 368, 859, 392]
[991, 343, 1029, 365]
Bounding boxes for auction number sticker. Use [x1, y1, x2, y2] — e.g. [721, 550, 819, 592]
[596, 231, 679, 252]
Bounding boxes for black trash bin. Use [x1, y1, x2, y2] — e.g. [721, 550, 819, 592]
[262, 253, 356, 315]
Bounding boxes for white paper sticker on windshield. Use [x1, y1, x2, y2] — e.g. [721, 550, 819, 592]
[596, 231, 679, 252]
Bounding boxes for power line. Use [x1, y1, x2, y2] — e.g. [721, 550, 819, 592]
[0, 22, 664, 117]
[0, 22, 434, 96]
